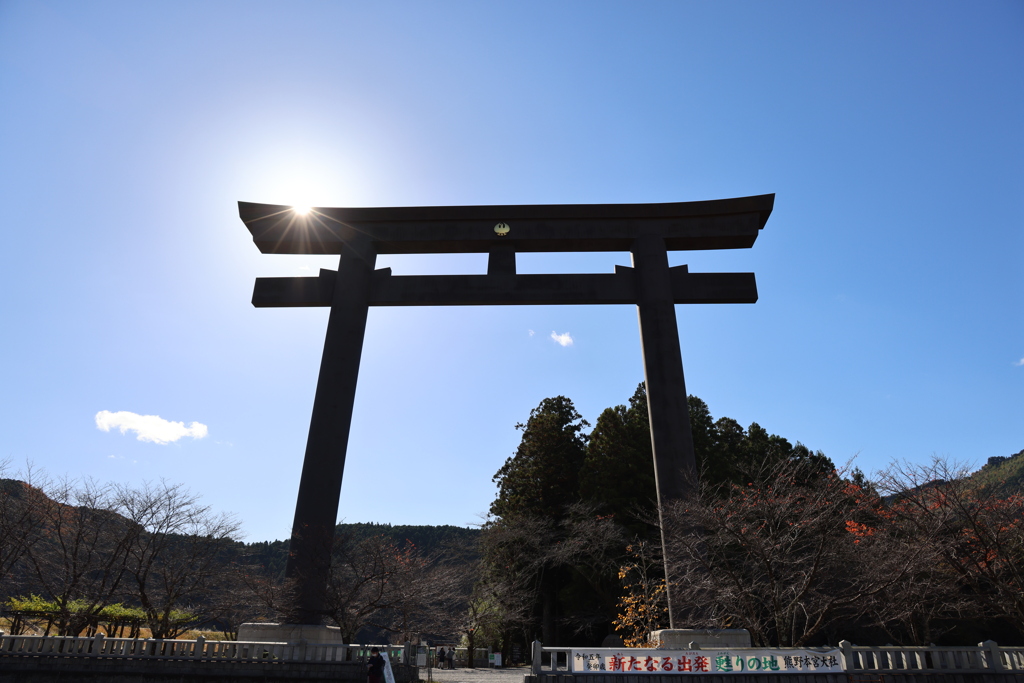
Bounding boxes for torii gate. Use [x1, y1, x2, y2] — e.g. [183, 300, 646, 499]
[238, 193, 774, 627]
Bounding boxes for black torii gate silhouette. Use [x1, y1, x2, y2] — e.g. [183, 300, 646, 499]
[238, 193, 774, 627]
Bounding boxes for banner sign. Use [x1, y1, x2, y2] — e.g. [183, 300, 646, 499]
[571, 649, 843, 674]
[381, 651, 396, 683]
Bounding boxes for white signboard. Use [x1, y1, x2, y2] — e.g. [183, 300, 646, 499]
[382, 651, 396, 683]
[571, 649, 842, 674]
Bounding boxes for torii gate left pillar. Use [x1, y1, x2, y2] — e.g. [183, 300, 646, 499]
[238, 194, 774, 628]
[284, 236, 377, 619]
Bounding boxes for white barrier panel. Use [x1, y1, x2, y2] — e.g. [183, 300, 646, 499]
[571, 648, 842, 675]
[0, 635, 407, 665]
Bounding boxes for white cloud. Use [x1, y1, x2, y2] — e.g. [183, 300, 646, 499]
[1015, 357, 1024, 367]
[528, 329, 535, 337]
[95, 410, 209, 445]
[550, 331, 574, 347]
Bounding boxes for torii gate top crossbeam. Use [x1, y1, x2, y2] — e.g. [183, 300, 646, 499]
[238, 193, 774, 255]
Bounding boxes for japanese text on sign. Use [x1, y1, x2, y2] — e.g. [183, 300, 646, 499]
[570, 649, 842, 674]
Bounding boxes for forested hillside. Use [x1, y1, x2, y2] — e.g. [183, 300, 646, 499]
[237, 523, 480, 578]
[476, 385, 1024, 650]
[969, 449, 1024, 497]
[2, 388, 1021, 651]
[478, 384, 839, 649]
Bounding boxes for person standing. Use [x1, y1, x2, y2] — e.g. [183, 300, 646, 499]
[447, 647, 455, 670]
[368, 648, 385, 683]
[436, 647, 446, 670]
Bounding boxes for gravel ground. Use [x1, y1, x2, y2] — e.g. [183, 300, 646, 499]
[420, 666, 531, 683]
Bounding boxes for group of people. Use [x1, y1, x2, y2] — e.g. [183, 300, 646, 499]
[435, 646, 456, 669]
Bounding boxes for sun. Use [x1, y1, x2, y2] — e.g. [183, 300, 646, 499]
[292, 205, 312, 216]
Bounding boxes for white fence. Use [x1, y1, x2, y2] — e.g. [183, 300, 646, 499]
[840, 640, 1024, 674]
[0, 633, 407, 664]
[531, 640, 1024, 675]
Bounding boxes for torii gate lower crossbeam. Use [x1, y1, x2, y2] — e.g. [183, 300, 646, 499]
[238, 194, 774, 627]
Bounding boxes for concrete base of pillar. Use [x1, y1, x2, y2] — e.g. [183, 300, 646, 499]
[237, 622, 344, 644]
[650, 629, 751, 649]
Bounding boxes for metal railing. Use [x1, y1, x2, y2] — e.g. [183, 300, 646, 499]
[0, 633, 407, 664]
[842, 640, 1024, 674]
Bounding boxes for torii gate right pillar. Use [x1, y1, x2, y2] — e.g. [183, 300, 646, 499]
[632, 234, 696, 629]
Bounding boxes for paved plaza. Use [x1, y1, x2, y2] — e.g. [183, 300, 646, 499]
[422, 666, 530, 683]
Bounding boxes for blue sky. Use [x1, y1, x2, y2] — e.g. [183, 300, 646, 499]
[1, 1, 1020, 543]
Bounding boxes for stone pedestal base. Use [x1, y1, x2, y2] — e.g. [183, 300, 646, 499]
[651, 629, 751, 649]
[237, 622, 344, 644]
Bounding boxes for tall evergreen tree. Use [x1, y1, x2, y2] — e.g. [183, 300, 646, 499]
[490, 396, 589, 521]
[487, 396, 594, 645]
[580, 384, 656, 536]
